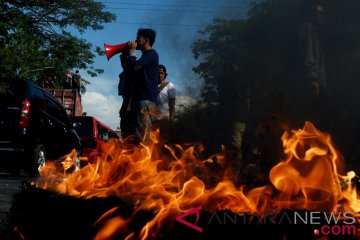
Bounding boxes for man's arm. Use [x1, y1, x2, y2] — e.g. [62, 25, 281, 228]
[169, 98, 175, 121]
[300, 22, 320, 94]
[168, 83, 176, 121]
[300, 23, 317, 79]
[126, 50, 158, 71]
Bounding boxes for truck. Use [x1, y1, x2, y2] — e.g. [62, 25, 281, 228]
[45, 88, 83, 116]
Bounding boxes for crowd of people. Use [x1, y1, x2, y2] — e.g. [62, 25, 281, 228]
[43, 69, 82, 97]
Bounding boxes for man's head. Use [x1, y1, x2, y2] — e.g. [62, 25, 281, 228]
[302, 0, 325, 25]
[65, 69, 72, 78]
[159, 64, 167, 83]
[136, 28, 156, 50]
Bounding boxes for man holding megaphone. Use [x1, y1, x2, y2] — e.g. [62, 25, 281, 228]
[118, 28, 159, 145]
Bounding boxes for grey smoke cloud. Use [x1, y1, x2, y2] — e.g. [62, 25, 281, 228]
[128, 0, 254, 97]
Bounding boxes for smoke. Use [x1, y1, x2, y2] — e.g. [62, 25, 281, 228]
[122, 1, 263, 159]
[133, 0, 254, 98]
[100, 0, 360, 176]
[82, 0, 253, 131]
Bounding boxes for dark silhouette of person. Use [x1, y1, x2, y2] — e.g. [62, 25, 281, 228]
[43, 77, 55, 88]
[72, 70, 81, 94]
[63, 69, 73, 89]
[291, 0, 328, 130]
[118, 54, 136, 140]
[221, 63, 251, 185]
[120, 28, 159, 145]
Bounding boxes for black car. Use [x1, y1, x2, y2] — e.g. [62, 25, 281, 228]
[0, 78, 81, 175]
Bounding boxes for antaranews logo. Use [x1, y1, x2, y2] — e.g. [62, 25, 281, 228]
[175, 206, 357, 237]
[175, 205, 203, 232]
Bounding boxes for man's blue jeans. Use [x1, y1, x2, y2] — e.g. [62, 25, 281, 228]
[134, 100, 156, 145]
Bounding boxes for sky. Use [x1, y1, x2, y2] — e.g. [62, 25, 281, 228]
[78, 0, 253, 130]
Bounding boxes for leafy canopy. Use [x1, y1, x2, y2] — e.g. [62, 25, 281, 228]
[192, 0, 360, 119]
[0, 0, 116, 89]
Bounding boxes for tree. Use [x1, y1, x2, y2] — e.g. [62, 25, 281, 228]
[192, 0, 304, 121]
[190, 0, 360, 171]
[0, 0, 116, 91]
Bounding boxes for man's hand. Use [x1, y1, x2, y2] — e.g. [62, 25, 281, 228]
[119, 107, 126, 118]
[127, 41, 137, 56]
[309, 81, 320, 95]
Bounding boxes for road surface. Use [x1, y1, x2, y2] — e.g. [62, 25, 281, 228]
[0, 171, 34, 225]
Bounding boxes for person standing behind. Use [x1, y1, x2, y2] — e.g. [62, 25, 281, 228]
[118, 54, 136, 140]
[63, 69, 73, 89]
[153, 64, 176, 144]
[293, 0, 327, 129]
[156, 64, 176, 121]
[72, 70, 81, 95]
[120, 28, 159, 145]
[222, 63, 250, 185]
[43, 77, 55, 89]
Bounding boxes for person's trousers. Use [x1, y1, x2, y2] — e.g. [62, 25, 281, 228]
[134, 100, 156, 145]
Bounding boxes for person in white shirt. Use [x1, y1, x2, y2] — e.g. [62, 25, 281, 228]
[156, 64, 176, 121]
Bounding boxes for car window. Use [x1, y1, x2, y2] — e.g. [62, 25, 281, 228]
[97, 123, 109, 141]
[44, 95, 70, 125]
[71, 117, 119, 141]
[108, 131, 119, 140]
[96, 122, 119, 142]
[29, 85, 46, 111]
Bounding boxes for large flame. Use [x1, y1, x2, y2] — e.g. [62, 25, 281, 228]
[35, 121, 360, 239]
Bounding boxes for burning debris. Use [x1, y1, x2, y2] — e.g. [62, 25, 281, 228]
[4, 181, 136, 240]
[1, 121, 360, 240]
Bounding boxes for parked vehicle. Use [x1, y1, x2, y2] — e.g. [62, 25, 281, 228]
[0, 78, 82, 175]
[70, 116, 120, 165]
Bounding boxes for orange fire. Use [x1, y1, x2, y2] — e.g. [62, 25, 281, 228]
[35, 121, 360, 239]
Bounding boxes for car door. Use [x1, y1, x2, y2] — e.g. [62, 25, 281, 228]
[43, 93, 80, 158]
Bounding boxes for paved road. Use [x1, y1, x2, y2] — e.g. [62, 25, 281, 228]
[0, 171, 34, 224]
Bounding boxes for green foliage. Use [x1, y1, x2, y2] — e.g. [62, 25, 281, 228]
[0, 0, 116, 92]
[192, 0, 303, 115]
[188, 0, 360, 170]
[192, 0, 360, 122]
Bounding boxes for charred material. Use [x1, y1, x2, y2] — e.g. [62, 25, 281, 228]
[1, 182, 359, 240]
[0, 181, 139, 240]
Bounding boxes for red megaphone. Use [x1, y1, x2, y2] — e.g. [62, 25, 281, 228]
[104, 42, 128, 61]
